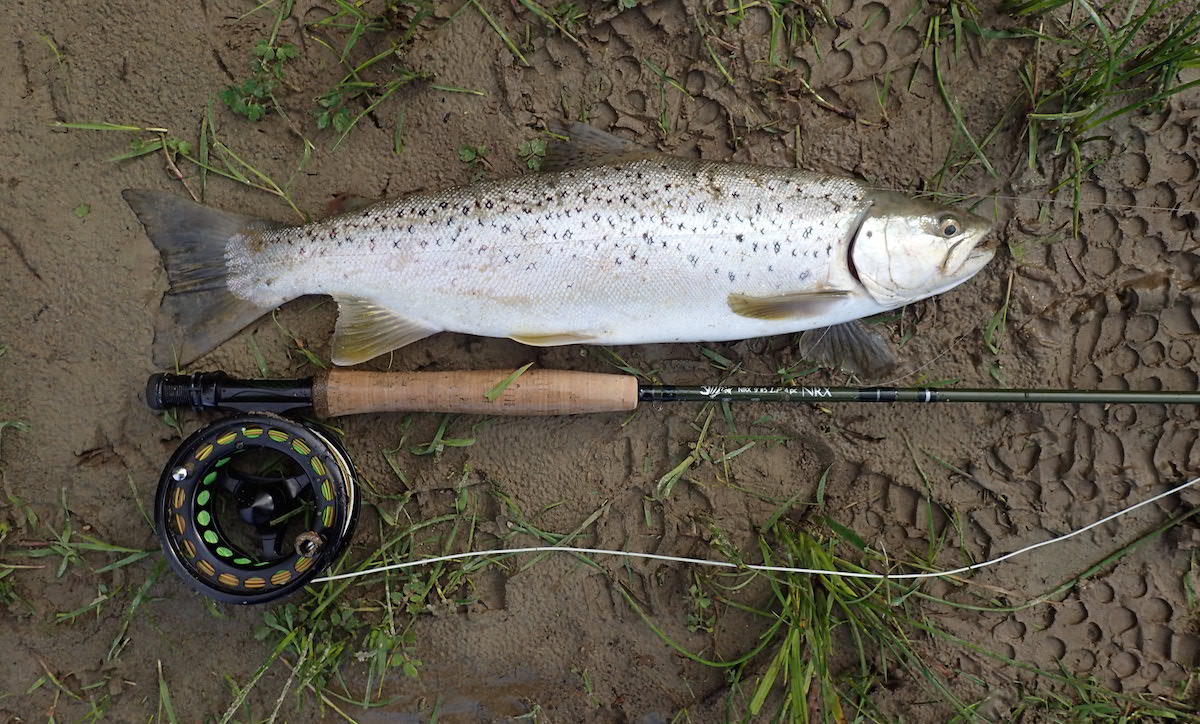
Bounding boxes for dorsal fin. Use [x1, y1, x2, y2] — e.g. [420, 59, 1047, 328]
[542, 122, 659, 172]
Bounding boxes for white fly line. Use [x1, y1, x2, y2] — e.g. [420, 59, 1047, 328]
[313, 475, 1200, 584]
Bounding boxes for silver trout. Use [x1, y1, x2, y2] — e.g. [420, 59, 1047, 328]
[124, 123, 994, 375]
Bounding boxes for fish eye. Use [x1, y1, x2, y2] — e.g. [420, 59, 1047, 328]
[938, 216, 960, 237]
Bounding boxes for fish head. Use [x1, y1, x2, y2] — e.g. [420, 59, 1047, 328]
[850, 192, 994, 307]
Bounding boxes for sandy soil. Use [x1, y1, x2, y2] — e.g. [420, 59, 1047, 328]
[2, 0, 1199, 721]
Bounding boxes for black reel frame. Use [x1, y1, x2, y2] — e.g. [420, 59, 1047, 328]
[155, 413, 359, 604]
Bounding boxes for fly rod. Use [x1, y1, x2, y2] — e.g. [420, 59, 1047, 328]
[146, 369, 1200, 417]
[145, 368, 1199, 605]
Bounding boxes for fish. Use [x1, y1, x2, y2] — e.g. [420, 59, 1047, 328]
[124, 122, 994, 375]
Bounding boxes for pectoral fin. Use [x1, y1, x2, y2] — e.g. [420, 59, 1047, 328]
[542, 122, 660, 172]
[798, 321, 896, 378]
[509, 331, 597, 346]
[727, 290, 851, 320]
[330, 296, 439, 366]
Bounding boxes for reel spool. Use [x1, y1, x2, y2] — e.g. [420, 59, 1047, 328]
[154, 413, 359, 604]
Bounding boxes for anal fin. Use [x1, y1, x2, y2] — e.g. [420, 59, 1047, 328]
[798, 320, 896, 378]
[509, 331, 596, 346]
[331, 296, 439, 366]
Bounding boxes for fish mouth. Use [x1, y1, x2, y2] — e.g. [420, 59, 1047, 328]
[956, 222, 997, 265]
[971, 227, 998, 255]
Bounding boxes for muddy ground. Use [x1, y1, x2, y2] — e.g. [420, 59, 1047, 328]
[2, 0, 1199, 721]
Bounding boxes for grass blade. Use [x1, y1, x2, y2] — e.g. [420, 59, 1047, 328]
[484, 362, 534, 401]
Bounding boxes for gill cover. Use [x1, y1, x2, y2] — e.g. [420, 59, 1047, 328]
[851, 192, 994, 307]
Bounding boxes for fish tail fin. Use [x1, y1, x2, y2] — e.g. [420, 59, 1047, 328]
[122, 189, 281, 368]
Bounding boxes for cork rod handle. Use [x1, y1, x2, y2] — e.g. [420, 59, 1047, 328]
[312, 369, 640, 417]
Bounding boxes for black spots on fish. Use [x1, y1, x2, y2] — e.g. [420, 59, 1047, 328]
[792, 249, 798, 257]
[728, 271, 736, 282]
[775, 202, 784, 213]
[592, 213, 601, 222]
[752, 242, 759, 252]
[688, 254, 699, 267]
[803, 227, 813, 239]
[825, 243, 833, 255]
[773, 242, 781, 254]
[768, 265, 774, 272]
[866, 230, 873, 238]
[418, 209, 427, 217]
[755, 202, 762, 214]
[736, 233, 745, 244]
[438, 201, 448, 209]
[800, 270, 810, 280]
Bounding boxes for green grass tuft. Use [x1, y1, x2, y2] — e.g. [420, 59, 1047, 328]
[1011, 0, 1200, 231]
[221, 0, 299, 122]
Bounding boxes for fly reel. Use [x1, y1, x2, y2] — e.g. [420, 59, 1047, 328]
[154, 413, 359, 604]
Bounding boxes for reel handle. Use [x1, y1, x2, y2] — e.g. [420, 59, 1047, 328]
[314, 369, 639, 417]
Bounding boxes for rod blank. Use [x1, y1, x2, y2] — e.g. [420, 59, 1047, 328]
[639, 385, 1200, 405]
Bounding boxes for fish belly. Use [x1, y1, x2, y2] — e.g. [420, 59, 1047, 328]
[235, 158, 886, 345]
